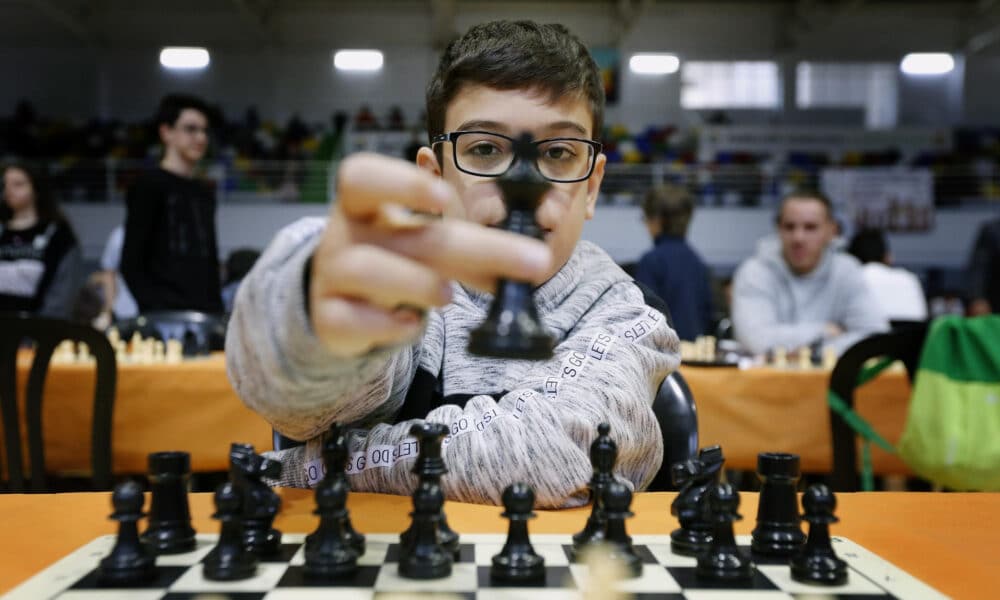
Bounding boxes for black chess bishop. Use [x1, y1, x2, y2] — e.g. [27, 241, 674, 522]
[306, 423, 365, 555]
[400, 422, 459, 558]
[572, 422, 618, 554]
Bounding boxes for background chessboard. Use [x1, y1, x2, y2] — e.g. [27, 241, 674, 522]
[5, 533, 947, 599]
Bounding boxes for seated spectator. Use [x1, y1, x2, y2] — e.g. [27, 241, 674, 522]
[634, 185, 712, 341]
[732, 190, 888, 356]
[0, 162, 82, 318]
[847, 228, 927, 322]
[967, 218, 1000, 316]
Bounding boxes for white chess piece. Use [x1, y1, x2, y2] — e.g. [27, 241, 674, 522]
[165, 339, 183, 365]
[797, 347, 811, 369]
[773, 346, 788, 368]
[76, 342, 92, 364]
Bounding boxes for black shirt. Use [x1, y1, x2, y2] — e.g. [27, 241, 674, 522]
[0, 219, 79, 314]
[121, 168, 222, 313]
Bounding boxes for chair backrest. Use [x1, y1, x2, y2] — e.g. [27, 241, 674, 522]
[827, 322, 929, 491]
[0, 314, 116, 491]
[115, 310, 226, 355]
[272, 370, 699, 491]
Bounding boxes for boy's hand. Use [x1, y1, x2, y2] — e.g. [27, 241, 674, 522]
[310, 153, 553, 357]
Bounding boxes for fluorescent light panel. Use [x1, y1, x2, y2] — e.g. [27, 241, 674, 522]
[159, 47, 210, 70]
[630, 53, 680, 75]
[900, 53, 954, 75]
[334, 50, 384, 72]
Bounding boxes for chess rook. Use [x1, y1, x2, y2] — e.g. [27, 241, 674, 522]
[751, 452, 806, 556]
[467, 131, 555, 360]
[141, 451, 197, 554]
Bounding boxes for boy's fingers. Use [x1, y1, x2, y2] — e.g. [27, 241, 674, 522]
[311, 297, 424, 357]
[380, 219, 553, 285]
[337, 153, 456, 221]
[316, 244, 453, 310]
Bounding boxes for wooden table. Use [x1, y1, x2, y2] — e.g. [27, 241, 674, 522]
[16, 356, 910, 477]
[1, 490, 996, 599]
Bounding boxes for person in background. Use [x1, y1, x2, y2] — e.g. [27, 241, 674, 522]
[120, 94, 223, 314]
[847, 228, 927, 322]
[732, 190, 888, 356]
[634, 185, 713, 341]
[94, 224, 139, 328]
[221, 248, 260, 314]
[966, 218, 1000, 316]
[0, 162, 82, 318]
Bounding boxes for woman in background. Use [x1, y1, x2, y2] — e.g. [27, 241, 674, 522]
[0, 162, 82, 318]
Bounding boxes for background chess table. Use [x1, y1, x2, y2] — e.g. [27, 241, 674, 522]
[0, 490, 996, 599]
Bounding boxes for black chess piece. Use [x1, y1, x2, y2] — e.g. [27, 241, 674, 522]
[141, 451, 197, 554]
[572, 422, 617, 554]
[602, 481, 643, 579]
[790, 484, 849, 586]
[203, 481, 258, 581]
[696, 482, 755, 582]
[670, 445, 725, 556]
[304, 476, 360, 579]
[97, 480, 157, 586]
[751, 452, 806, 556]
[307, 424, 365, 555]
[398, 480, 453, 579]
[490, 482, 546, 583]
[229, 442, 283, 557]
[467, 131, 554, 360]
[401, 422, 459, 558]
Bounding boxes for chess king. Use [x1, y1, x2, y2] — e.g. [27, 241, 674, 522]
[226, 20, 681, 508]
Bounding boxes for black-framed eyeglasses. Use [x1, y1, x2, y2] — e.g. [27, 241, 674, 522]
[431, 130, 602, 183]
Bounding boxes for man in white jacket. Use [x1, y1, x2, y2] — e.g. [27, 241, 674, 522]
[732, 191, 889, 356]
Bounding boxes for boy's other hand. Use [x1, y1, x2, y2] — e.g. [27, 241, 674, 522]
[310, 153, 553, 357]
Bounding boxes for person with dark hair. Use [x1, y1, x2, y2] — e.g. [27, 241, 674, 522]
[226, 21, 679, 507]
[847, 228, 927, 321]
[120, 93, 222, 314]
[732, 190, 888, 356]
[0, 162, 82, 317]
[967, 218, 1000, 316]
[633, 185, 712, 341]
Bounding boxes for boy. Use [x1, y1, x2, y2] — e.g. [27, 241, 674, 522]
[226, 21, 680, 508]
[121, 94, 223, 314]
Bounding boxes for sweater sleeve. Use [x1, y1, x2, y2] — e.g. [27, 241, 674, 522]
[340, 281, 680, 508]
[225, 217, 420, 441]
[731, 260, 825, 355]
[120, 181, 158, 311]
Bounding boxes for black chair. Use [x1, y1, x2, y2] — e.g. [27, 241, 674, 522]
[114, 311, 226, 356]
[0, 314, 116, 492]
[272, 370, 699, 491]
[827, 322, 929, 491]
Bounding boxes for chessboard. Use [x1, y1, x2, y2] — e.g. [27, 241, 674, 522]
[5, 532, 946, 599]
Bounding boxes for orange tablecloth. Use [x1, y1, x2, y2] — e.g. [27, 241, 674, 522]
[682, 365, 911, 474]
[1, 490, 997, 599]
[14, 352, 271, 474]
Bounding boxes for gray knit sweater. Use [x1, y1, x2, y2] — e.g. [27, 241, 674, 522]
[226, 217, 680, 508]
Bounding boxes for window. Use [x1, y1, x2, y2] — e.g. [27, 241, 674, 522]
[681, 61, 781, 109]
[796, 62, 897, 128]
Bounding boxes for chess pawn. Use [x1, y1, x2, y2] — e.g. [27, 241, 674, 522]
[304, 477, 360, 579]
[204, 481, 258, 581]
[467, 132, 554, 360]
[165, 339, 183, 364]
[142, 451, 197, 554]
[797, 347, 811, 369]
[773, 346, 788, 368]
[696, 482, 754, 582]
[97, 480, 157, 585]
[822, 347, 838, 370]
[572, 423, 618, 553]
[398, 480, 452, 579]
[602, 481, 642, 579]
[751, 452, 806, 557]
[491, 483, 545, 583]
[115, 340, 128, 364]
[790, 484, 849, 586]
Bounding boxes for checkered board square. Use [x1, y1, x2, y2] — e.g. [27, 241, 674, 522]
[4, 534, 947, 599]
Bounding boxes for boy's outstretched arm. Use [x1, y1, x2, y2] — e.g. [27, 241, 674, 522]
[226, 153, 553, 440]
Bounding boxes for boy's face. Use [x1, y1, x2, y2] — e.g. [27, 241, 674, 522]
[418, 84, 605, 286]
[777, 197, 835, 275]
[159, 108, 209, 164]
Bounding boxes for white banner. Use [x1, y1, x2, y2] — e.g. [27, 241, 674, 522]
[821, 167, 935, 232]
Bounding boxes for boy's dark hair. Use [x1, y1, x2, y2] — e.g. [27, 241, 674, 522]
[776, 188, 834, 224]
[156, 93, 210, 128]
[1, 161, 66, 224]
[425, 20, 604, 155]
[847, 228, 888, 265]
[642, 185, 694, 237]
